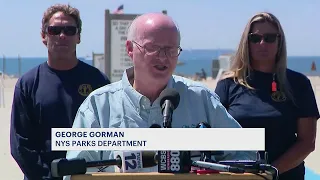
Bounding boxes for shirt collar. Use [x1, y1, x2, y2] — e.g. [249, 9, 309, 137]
[122, 67, 174, 111]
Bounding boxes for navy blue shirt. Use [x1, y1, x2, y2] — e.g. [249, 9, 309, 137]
[10, 60, 111, 180]
[215, 69, 319, 179]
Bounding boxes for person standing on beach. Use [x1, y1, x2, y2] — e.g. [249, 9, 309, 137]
[10, 4, 110, 180]
[64, 12, 257, 175]
[215, 12, 318, 180]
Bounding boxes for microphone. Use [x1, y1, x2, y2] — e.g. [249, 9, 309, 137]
[159, 88, 180, 128]
[156, 150, 191, 173]
[218, 160, 279, 180]
[149, 124, 191, 173]
[153, 150, 244, 174]
[153, 151, 245, 174]
[217, 151, 269, 172]
[191, 160, 245, 173]
[113, 151, 157, 173]
[51, 151, 157, 177]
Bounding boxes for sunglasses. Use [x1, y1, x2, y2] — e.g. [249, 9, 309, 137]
[248, 33, 280, 43]
[47, 26, 78, 36]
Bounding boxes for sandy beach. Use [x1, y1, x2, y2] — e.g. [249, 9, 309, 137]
[0, 76, 319, 179]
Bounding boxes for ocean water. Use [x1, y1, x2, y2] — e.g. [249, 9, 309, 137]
[0, 57, 93, 77]
[0, 54, 320, 77]
[175, 56, 320, 77]
[0, 51, 320, 179]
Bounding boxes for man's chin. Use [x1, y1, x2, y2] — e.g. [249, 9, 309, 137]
[55, 46, 70, 51]
[50, 48, 75, 54]
[150, 74, 171, 83]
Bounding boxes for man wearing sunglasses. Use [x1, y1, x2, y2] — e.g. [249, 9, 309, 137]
[10, 4, 110, 180]
[64, 12, 256, 175]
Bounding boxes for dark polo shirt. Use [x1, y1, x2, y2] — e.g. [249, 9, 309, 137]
[215, 69, 319, 180]
[10, 60, 110, 180]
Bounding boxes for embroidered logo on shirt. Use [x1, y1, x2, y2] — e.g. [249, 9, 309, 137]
[78, 84, 93, 96]
[271, 91, 287, 102]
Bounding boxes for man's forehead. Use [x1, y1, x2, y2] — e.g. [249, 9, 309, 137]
[137, 17, 178, 33]
[130, 13, 180, 44]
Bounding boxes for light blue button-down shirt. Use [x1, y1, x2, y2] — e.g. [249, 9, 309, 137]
[65, 67, 257, 175]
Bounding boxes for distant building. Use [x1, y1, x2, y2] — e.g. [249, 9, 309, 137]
[212, 53, 234, 79]
[218, 54, 234, 70]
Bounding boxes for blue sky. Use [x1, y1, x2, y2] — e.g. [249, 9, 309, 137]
[1, 0, 320, 57]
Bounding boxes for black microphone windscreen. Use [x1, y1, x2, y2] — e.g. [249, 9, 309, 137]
[51, 158, 86, 177]
[141, 151, 157, 167]
[159, 88, 180, 109]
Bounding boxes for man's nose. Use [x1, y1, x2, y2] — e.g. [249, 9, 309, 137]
[59, 32, 67, 39]
[158, 49, 167, 60]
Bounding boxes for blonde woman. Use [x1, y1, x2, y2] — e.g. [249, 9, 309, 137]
[215, 12, 318, 180]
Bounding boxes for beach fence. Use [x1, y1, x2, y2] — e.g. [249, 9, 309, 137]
[0, 54, 23, 108]
[0, 54, 22, 79]
[0, 55, 5, 108]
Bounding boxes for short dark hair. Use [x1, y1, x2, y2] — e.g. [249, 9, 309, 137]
[41, 4, 82, 35]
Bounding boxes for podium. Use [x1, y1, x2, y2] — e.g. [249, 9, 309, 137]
[71, 172, 273, 180]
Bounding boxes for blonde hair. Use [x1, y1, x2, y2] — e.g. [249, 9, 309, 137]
[223, 12, 294, 102]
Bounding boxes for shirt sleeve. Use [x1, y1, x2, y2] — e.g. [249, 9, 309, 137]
[64, 95, 114, 180]
[66, 101, 103, 162]
[10, 85, 49, 179]
[296, 78, 320, 119]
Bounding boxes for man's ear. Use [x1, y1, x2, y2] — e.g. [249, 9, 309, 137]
[41, 32, 47, 46]
[126, 40, 133, 58]
[77, 34, 81, 44]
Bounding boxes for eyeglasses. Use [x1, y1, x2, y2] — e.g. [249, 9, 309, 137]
[248, 33, 280, 44]
[47, 26, 78, 36]
[132, 41, 182, 57]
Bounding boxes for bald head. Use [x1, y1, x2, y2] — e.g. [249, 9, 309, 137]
[127, 13, 180, 44]
[125, 13, 181, 93]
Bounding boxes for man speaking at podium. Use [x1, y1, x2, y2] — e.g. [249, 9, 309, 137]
[65, 12, 256, 173]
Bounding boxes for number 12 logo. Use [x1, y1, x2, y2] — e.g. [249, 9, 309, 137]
[125, 153, 137, 170]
